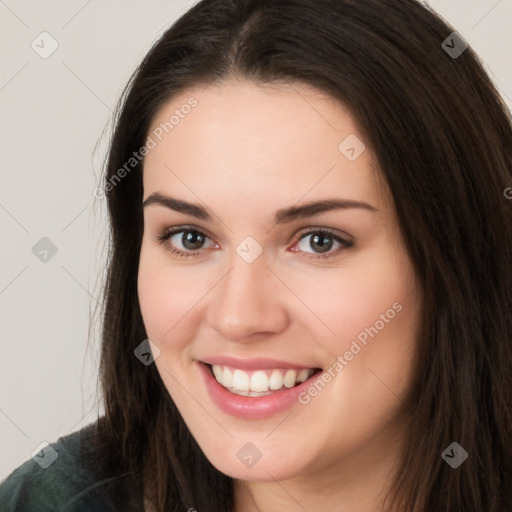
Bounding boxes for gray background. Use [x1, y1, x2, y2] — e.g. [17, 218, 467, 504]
[1, 0, 511, 480]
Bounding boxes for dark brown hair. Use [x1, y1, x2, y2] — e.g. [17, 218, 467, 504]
[93, 0, 512, 510]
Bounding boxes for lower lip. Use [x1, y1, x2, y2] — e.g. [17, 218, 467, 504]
[197, 361, 320, 419]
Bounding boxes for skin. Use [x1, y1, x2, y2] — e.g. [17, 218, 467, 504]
[137, 79, 421, 512]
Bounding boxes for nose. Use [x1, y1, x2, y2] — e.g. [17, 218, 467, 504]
[206, 253, 289, 343]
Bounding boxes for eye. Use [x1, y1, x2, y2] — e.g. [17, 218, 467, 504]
[154, 226, 353, 260]
[291, 228, 353, 260]
[155, 226, 216, 259]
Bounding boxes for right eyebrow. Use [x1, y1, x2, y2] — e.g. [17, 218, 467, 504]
[142, 192, 378, 224]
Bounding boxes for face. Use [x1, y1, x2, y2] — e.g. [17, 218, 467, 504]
[137, 80, 421, 484]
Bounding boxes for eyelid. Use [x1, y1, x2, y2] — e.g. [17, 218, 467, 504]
[154, 224, 216, 244]
[154, 224, 353, 258]
[154, 224, 352, 242]
[295, 226, 353, 244]
[292, 227, 353, 258]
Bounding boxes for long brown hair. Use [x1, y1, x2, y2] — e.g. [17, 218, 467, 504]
[92, 0, 512, 510]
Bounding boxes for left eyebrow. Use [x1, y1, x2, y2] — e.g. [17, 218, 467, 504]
[142, 192, 378, 224]
[274, 198, 378, 223]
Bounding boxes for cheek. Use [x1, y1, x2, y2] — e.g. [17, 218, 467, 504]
[137, 245, 198, 351]
[311, 252, 415, 341]
[314, 246, 420, 383]
[330, 276, 407, 342]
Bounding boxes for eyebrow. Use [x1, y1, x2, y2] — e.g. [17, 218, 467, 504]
[142, 192, 378, 224]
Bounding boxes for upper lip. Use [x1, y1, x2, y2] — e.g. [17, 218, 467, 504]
[200, 355, 320, 371]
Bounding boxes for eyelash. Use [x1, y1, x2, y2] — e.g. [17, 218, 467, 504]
[154, 225, 353, 261]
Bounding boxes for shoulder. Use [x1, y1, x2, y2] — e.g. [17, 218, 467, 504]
[0, 421, 143, 512]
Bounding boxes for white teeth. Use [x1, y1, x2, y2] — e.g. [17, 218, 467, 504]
[296, 369, 310, 384]
[212, 365, 223, 381]
[231, 389, 271, 397]
[223, 367, 233, 388]
[283, 369, 296, 388]
[269, 370, 283, 390]
[232, 369, 250, 391]
[250, 371, 269, 392]
[210, 364, 316, 395]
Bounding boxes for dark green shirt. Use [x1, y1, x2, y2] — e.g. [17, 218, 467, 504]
[0, 423, 144, 511]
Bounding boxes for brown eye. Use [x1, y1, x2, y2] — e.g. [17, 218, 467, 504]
[292, 229, 353, 260]
[175, 230, 207, 251]
[155, 226, 353, 261]
[156, 227, 215, 258]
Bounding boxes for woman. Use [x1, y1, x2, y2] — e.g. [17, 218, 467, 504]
[1, 0, 511, 510]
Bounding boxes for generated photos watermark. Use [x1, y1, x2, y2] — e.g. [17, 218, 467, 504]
[93, 97, 198, 200]
[298, 301, 403, 405]
[441, 442, 468, 469]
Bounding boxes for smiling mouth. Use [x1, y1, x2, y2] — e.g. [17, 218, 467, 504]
[207, 364, 322, 397]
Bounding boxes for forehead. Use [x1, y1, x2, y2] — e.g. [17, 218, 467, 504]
[142, 80, 386, 216]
